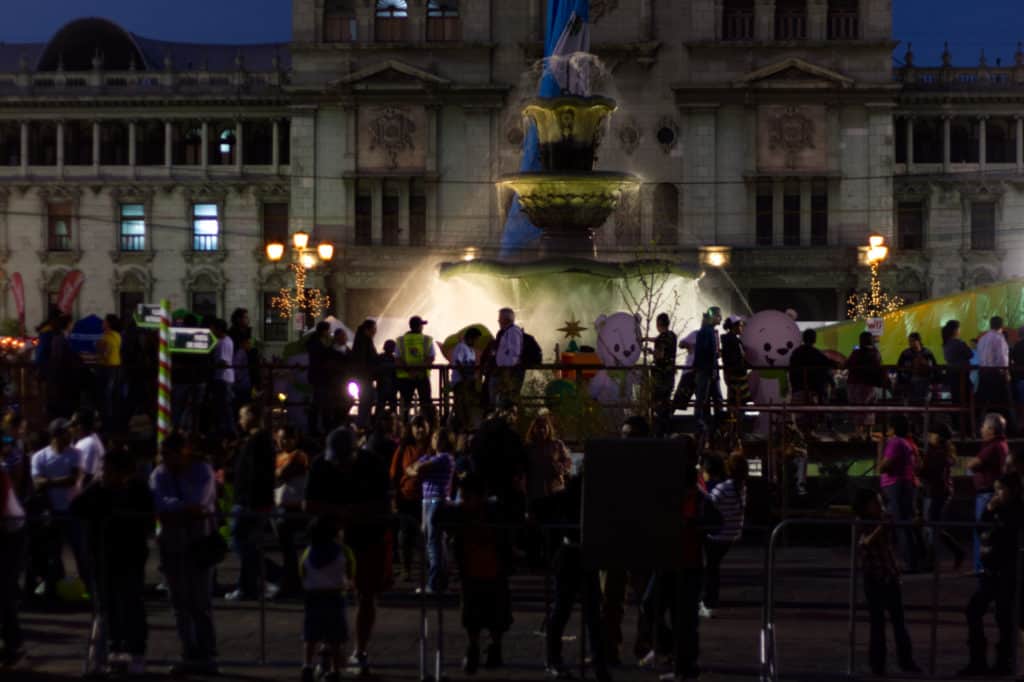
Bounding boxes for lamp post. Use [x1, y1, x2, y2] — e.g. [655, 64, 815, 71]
[847, 233, 904, 320]
[265, 231, 335, 326]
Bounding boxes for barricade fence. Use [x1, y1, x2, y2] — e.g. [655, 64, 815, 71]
[2, 509, 1015, 680]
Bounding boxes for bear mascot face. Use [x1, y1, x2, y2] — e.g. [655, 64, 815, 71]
[743, 309, 801, 370]
[594, 312, 642, 368]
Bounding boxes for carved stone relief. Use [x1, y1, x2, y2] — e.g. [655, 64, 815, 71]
[617, 118, 641, 155]
[358, 105, 425, 171]
[758, 105, 826, 171]
[590, 0, 619, 23]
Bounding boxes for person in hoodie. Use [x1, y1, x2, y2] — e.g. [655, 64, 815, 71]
[72, 444, 154, 676]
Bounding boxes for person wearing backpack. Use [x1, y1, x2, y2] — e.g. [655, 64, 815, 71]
[490, 308, 528, 406]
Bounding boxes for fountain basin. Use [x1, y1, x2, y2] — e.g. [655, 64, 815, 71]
[501, 171, 640, 254]
[523, 96, 616, 171]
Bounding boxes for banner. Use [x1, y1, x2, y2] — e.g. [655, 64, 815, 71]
[10, 272, 23, 330]
[55, 269, 85, 314]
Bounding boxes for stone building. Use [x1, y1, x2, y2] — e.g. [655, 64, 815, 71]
[0, 1, 1019, 347]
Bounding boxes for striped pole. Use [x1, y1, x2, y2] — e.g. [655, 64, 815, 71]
[157, 299, 171, 445]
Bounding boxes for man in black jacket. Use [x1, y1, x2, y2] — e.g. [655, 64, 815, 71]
[788, 329, 836, 435]
[227, 403, 277, 601]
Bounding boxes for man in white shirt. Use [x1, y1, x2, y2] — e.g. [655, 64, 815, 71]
[490, 308, 525, 405]
[672, 330, 700, 409]
[209, 319, 236, 439]
[451, 327, 482, 429]
[30, 418, 89, 597]
[975, 316, 1014, 431]
[71, 409, 105, 484]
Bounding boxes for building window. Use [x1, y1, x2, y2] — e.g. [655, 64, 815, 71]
[810, 184, 828, 246]
[410, 179, 426, 246]
[279, 119, 291, 165]
[324, 0, 357, 42]
[119, 291, 144, 321]
[64, 121, 92, 166]
[0, 123, 19, 166]
[382, 185, 400, 246]
[136, 121, 164, 165]
[896, 201, 924, 250]
[783, 190, 800, 246]
[755, 188, 773, 246]
[950, 119, 980, 164]
[48, 202, 72, 251]
[986, 118, 1016, 164]
[28, 121, 57, 165]
[262, 202, 289, 245]
[827, 0, 858, 39]
[653, 183, 679, 246]
[191, 291, 218, 321]
[214, 127, 236, 165]
[722, 0, 754, 41]
[971, 202, 996, 251]
[243, 121, 274, 165]
[912, 118, 941, 164]
[100, 122, 129, 165]
[375, 0, 408, 42]
[427, 1, 461, 41]
[119, 203, 146, 251]
[263, 292, 288, 342]
[775, 0, 807, 40]
[355, 182, 372, 245]
[192, 203, 220, 251]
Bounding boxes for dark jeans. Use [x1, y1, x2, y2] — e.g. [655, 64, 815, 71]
[101, 557, 149, 656]
[161, 548, 217, 662]
[0, 530, 24, 652]
[864, 575, 914, 673]
[230, 507, 262, 598]
[921, 494, 963, 563]
[273, 515, 303, 594]
[421, 498, 447, 593]
[703, 541, 732, 609]
[882, 481, 921, 572]
[398, 377, 434, 423]
[673, 372, 696, 409]
[601, 569, 652, 661]
[694, 370, 722, 429]
[641, 569, 702, 676]
[39, 518, 91, 597]
[546, 546, 606, 670]
[966, 571, 1016, 669]
[396, 498, 422, 576]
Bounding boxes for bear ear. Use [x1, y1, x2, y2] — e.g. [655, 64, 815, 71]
[785, 308, 798, 321]
[595, 314, 607, 329]
[633, 313, 642, 326]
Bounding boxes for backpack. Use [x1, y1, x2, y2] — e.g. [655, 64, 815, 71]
[521, 332, 543, 367]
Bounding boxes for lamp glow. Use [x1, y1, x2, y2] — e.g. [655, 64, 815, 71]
[868, 234, 885, 249]
[462, 247, 479, 262]
[317, 242, 335, 262]
[292, 231, 310, 250]
[277, 392, 287, 403]
[299, 253, 317, 270]
[706, 251, 726, 268]
[347, 381, 360, 400]
[265, 242, 285, 262]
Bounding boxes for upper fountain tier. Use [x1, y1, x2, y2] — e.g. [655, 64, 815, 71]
[501, 95, 640, 257]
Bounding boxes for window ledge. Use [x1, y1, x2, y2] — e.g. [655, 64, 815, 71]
[110, 249, 155, 265]
[182, 250, 228, 265]
[296, 41, 496, 52]
[37, 249, 82, 266]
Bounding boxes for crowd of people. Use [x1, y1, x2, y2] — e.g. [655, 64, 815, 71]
[3, 303, 1024, 681]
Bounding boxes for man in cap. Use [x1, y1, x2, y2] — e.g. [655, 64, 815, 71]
[395, 316, 436, 424]
[30, 418, 88, 598]
[490, 307, 525, 406]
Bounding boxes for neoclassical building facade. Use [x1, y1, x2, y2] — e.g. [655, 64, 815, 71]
[0, 1, 1019, 346]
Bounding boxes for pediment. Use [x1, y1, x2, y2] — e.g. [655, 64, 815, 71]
[736, 58, 854, 89]
[330, 60, 451, 89]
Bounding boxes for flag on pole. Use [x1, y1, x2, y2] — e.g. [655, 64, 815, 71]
[500, 0, 591, 257]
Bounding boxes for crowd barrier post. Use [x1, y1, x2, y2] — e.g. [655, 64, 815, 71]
[157, 299, 171, 445]
[846, 523, 857, 677]
[258, 521, 267, 666]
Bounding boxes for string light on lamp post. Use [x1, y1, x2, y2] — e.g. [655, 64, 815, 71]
[847, 233, 904, 320]
[265, 231, 335, 322]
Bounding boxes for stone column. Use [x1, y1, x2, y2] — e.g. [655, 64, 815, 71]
[343, 106, 358, 174]
[807, 0, 827, 40]
[755, 0, 776, 41]
[799, 179, 812, 246]
[128, 120, 137, 167]
[92, 121, 101, 170]
[164, 121, 173, 168]
[19, 122, 27, 176]
[235, 119, 244, 171]
[371, 179, 383, 245]
[942, 115, 952, 172]
[399, 179, 411, 246]
[905, 116, 914, 169]
[56, 120, 64, 173]
[272, 119, 280, 172]
[978, 115, 988, 168]
[772, 180, 784, 246]
[1016, 115, 1023, 173]
[425, 105, 439, 174]
[712, 0, 724, 40]
[200, 120, 209, 169]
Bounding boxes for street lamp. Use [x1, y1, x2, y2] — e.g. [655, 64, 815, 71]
[848, 233, 903, 320]
[266, 232, 335, 322]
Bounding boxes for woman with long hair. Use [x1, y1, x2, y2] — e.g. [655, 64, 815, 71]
[389, 416, 431, 581]
[524, 414, 572, 504]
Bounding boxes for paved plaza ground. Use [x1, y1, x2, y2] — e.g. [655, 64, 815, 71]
[6, 535, 1012, 682]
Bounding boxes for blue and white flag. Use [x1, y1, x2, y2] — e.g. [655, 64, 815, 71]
[500, 0, 591, 257]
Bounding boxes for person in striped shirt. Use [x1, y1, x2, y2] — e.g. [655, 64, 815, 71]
[702, 453, 748, 618]
[406, 428, 456, 593]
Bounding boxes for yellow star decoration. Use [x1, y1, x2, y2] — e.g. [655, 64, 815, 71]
[557, 316, 587, 340]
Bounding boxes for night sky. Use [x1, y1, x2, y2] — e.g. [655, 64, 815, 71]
[0, 0, 1019, 67]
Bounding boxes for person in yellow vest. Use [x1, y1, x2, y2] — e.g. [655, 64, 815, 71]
[95, 314, 123, 427]
[395, 316, 436, 425]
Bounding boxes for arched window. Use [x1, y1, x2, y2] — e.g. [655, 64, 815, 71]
[136, 120, 164, 166]
[950, 118, 980, 164]
[652, 184, 679, 246]
[64, 121, 93, 166]
[28, 122, 57, 166]
[0, 123, 19, 166]
[375, 0, 408, 42]
[775, 0, 806, 40]
[324, 0, 357, 43]
[722, 0, 754, 41]
[986, 118, 1015, 164]
[427, 1, 461, 41]
[243, 120, 274, 165]
[215, 127, 236, 165]
[100, 121, 129, 165]
[827, 0, 858, 40]
[912, 118, 942, 164]
[176, 124, 202, 165]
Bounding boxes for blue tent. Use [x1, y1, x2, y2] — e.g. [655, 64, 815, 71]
[70, 314, 103, 354]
